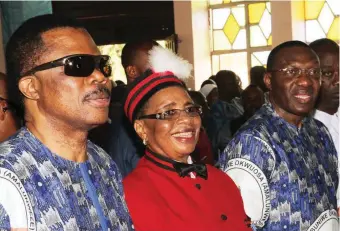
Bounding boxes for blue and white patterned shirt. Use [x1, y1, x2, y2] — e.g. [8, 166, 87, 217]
[0, 127, 134, 231]
[220, 103, 338, 231]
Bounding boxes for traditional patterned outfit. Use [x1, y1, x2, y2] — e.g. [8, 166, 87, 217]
[220, 103, 339, 231]
[122, 46, 251, 231]
[0, 127, 134, 231]
[124, 149, 251, 231]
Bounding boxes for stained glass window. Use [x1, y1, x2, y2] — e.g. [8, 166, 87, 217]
[209, 1, 271, 88]
[211, 4, 246, 50]
[251, 51, 270, 67]
[249, 2, 272, 47]
[304, 0, 340, 43]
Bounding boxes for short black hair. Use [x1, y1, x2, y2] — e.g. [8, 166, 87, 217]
[309, 38, 339, 53]
[267, 40, 310, 71]
[6, 14, 85, 114]
[215, 70, 237, 88]
[121, 39, 159, 69]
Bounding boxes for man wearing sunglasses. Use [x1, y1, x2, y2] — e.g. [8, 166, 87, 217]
[0, 14, 133, 230]
[0, 72, 20, 142]
[310, 38, 339, 214]
[220, 41, 338, 230]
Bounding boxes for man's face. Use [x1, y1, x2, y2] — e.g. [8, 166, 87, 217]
[27, 28, 112, 130]
[242, 87, 264, 117]
[266, 46, 321, 119]
[126, 46, 154, 84]
[318, 50, 339, 110]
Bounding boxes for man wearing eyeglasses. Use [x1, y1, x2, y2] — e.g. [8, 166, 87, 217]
[0, 14, 133, 230]
[310, 38, 339, 214]
[220, 41, 338, 231]
[0, 72, 20, 142]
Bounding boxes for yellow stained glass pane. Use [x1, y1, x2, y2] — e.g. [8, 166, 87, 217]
[232, 29, 246, 49]
[328, 17, 340, 41]
[232, 5, 246, 27]
[259, 9, 272, 39]
[248, 3, 266, 24]
[212, 55, 220, 75]
[267, 35, 272, 46]
[223, 14, 240, 44]
[306, 20, 326, 42]
[220, 52, 248, 89]
[209, 0, 223, 5]
[305, 0, 325, 20]
[213, 30, 232, 50]
[224, 0, 231, 3]
[213, 8, 231, 30]
[250, 25, 267, 47]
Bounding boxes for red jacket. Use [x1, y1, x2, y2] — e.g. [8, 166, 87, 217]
[123, 150, 251, 231]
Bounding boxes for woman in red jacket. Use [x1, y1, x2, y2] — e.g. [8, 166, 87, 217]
[123, 46, 251, 231]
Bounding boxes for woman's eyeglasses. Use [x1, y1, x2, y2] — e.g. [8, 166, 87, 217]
[20, 54, 112, 78]
[138, 105, 203, 120]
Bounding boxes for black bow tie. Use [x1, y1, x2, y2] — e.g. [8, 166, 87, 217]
[173, 162, 208, 180]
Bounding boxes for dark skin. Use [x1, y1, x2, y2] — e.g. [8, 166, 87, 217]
[264, 46, 321, 127]
[125, 45, 154, 84]
[314, 48, 339, 115]
[206, 88, 219, 108]
[134, 86, 201, 163]
[0, 75, 20, 142]
[242, 86, 264, 119]
[19, 28, 112, 162]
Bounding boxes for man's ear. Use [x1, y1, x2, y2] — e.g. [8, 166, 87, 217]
[126, 66, 138, 79]
[18, 76, 41, 100]
[264, 72, 272, 91]
[134, 119, 148, 141]
[0, 100, 6, 121]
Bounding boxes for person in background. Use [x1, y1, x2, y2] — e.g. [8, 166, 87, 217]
[220, 41, 338, 230]
[199, 79, 219, 108]
[188, 90, 214, 165]
[123, 46, 251, 231]
[250, 66, 268, 93]
[0, 14, 133, 229]
[108, 39, 159, 177]
[115, 80, 126, 86]
[0, 72, 20, 142]
[209, 70, 244, 158]
[310, 38, 339, 212]
[230, 84, 264, 136]
[209, 74, 216, 82]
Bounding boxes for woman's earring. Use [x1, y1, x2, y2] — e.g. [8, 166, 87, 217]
[143, 139, 147, 146]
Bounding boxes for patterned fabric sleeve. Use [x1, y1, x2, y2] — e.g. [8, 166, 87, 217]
[0, 203, 10, 230]
[220, 133, 276, 229]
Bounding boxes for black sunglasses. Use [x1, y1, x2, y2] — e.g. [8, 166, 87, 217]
[20, 54, 112, 78]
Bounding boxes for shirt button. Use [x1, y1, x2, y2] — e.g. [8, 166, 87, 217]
[283, 184, 286, 188]
[221, 214, 227, 221]
[88, 170, 92, 175]
[284, 225, 287, 229]
[195, 184, 201, 190]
